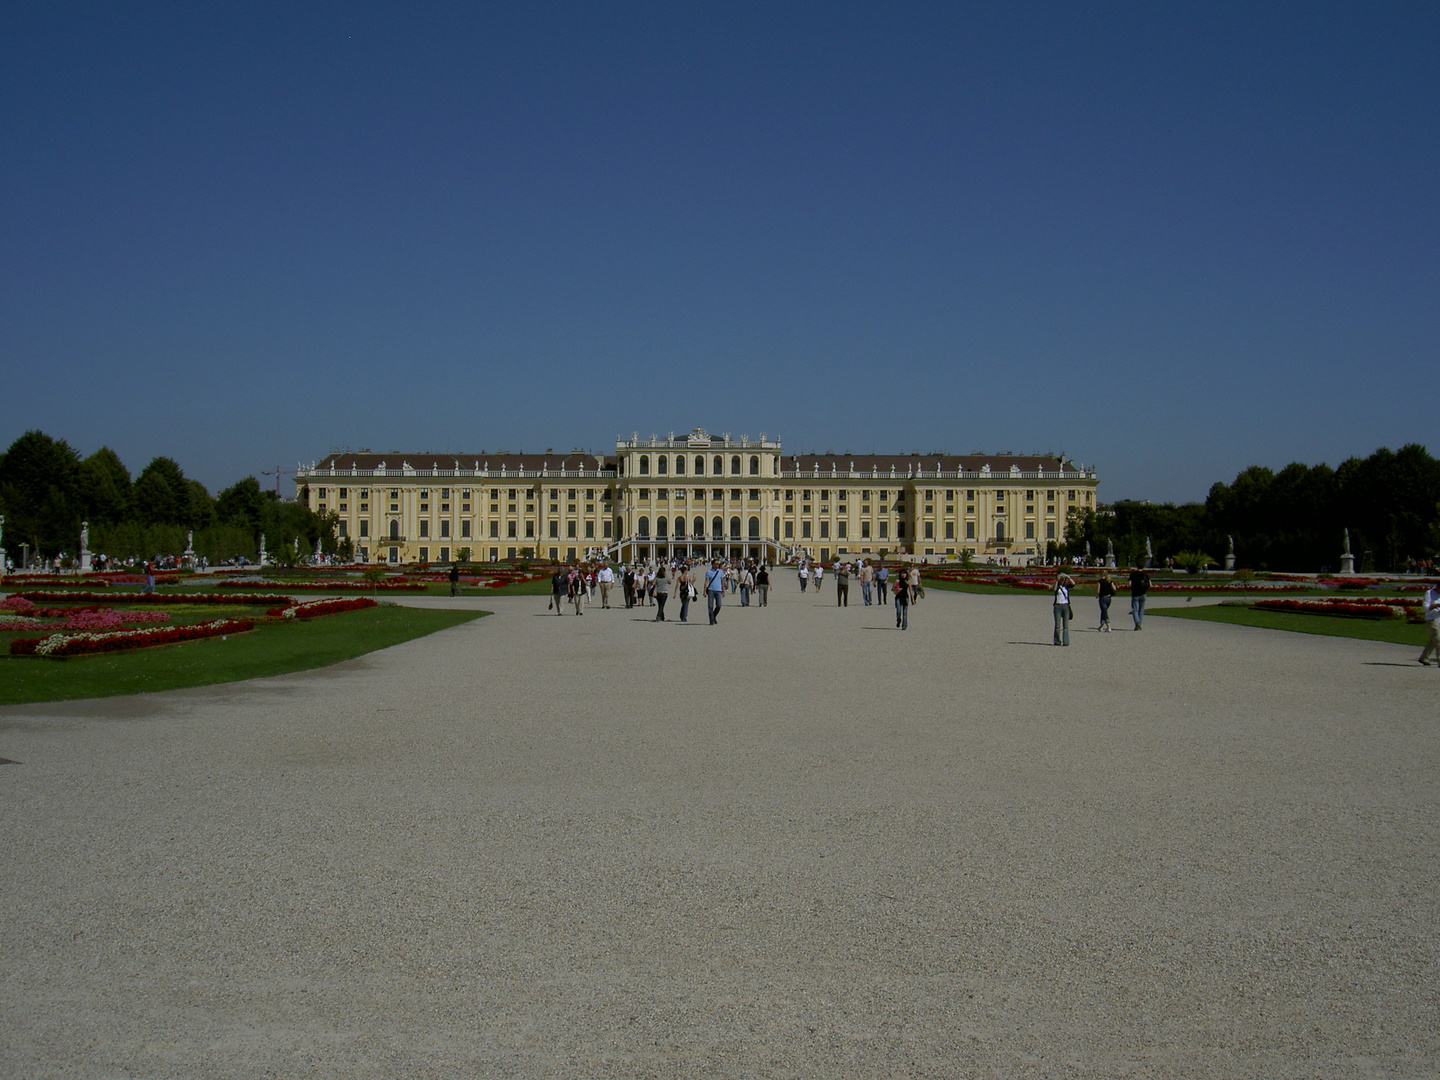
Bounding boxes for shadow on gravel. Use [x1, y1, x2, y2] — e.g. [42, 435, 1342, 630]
[1363, 661, 1428, 668]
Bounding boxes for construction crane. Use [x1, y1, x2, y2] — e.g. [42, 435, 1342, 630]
[260, 465, 296, 497]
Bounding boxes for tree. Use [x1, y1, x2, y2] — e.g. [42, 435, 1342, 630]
[216, 477, 266, 537]
[78, 447, 132, 522]
[133, 457, 189, 524]
[0, 430, 83, 555]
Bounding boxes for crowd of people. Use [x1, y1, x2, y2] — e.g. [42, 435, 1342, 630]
[540, 555, 930, 629]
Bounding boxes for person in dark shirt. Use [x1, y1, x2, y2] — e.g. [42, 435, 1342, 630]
[448, 563, 461, 596]
[1096, 570, 1116, 631]
[1128, 567, 1151, 630]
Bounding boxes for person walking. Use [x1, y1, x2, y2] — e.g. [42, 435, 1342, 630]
[798, 561, 808, 592]
[1419, 581, 1440, 665]
[448, 562, 461, 597]
[812, 562, 823, 593]
[568, 566, 585, 615]
[142, 560, 156, 595]
[859, 560, 873, 605]
[676, 564, 692, 622]
[893, 573, 910, 630]
[1128, 565, 1151, 629]
[705, 558, 726, 624]
[739, 564, 754, 606]
[653, 565, 670, 621]
[755, 564, 770, 606]
[550, 566, 567, 614]
[835, 561, 849, 606]
[875, 563, 889, 607]
[1053, 571, 1074, 646]
[1096, 570, 1116, 631]
[597, 563, 614, 608]
[908, 565, 921, 603]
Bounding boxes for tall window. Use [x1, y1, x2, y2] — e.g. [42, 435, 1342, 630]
[639, 455, 650, 475]
[730, 455, 741, 476]
[694, 516, 705, 537]
[748, 516, 760, 539]
[712, 516, 723, 537]
[749, 455, 760, 475]
[675, 456, 685, 475]
[713, 455, 723, 474]
[674, 516, 686, 537]
[656, 517, 667, 538]
[638, 516, 650, 537]
[695, 455, 705, 475]
[657, 456, 668, 475]
[729, 516, 741, 538]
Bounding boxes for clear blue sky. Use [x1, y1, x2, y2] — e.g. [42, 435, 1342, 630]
[3, 2, 1436, 503]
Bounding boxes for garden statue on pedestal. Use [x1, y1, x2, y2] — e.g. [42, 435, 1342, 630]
[182, 530, 195, 568]
[79, 521, 92, 572]
[1339, 528, 1355, 575]
[1145, 536, 1153, 568]
[1104, 538, 1116, 569]
[0, 514, 6, 576]
[1225, 534, 1235, 571]
[258, 533, 268, 567]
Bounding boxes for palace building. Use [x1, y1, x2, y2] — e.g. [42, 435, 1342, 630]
[295, 429, 1098, 565]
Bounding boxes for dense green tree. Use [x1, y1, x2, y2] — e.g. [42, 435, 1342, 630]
[0, 430, 83, 556]
[132, 457, 190, 524]
[78, 446, 132, 522]
[215, 476, 266, 536]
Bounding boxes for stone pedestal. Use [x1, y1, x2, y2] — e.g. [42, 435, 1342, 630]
[79, 552, 92, 572]
[1225, 553, 1235, 570]
[1104, 554, 1116, 569]
[1338, 552, 1355, 575]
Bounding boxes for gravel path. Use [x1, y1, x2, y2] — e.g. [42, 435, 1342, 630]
[2, 584, 1436, 1078]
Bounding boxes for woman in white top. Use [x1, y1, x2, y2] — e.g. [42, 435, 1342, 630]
[1053, 571, 1075, 646]
[812, 563, 823, 590]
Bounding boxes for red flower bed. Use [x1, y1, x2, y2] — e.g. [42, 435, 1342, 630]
[1254, 599, 1408, 619]
[13, 591, 295, 607]
[10, 619, 254, 657]
[217, 580, 426, 591]
[266, 597, 379, 619]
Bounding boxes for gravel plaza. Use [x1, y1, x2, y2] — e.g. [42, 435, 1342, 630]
[2, 584, 1436, 1079]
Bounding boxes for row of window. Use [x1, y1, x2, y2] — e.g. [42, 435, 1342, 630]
[628, 454, 763, 477]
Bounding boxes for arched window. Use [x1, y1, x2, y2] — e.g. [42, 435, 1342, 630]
[674, 516, 686, 538]
[748, 516, 760, 539]
[639, 455, 650, 475]
[749, 455, 760, 476]
[730, 455, 741, 476]
[712, 516, 723, 538]
[694, 516, 705, 538]
[656, 517, 668, 538]
[995, 520, 1005, 540]
[638, 516, 650, 537]
[658, 456, 668, 475]
[695, 455, 705, 475]
[675, 456, 685, 475]
[729, 516, 741, 539]
[773, 517, 781, 539]
[713, 455, 723, 475]
[389, 520, 400, 540]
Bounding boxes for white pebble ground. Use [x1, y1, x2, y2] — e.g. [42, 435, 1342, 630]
[2, 584, 1436, 1078]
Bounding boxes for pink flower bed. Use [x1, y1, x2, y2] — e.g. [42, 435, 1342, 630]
[10, 619, 254, 657]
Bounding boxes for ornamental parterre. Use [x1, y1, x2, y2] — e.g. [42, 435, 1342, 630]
[266, 597, 379, 619]
[9, 619, 254, 657]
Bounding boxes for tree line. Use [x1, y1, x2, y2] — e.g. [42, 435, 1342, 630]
[0, 431, 335, 565]
[1061, 444, 1440, 572]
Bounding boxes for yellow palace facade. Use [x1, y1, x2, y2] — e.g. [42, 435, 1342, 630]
[295, 428, 1098, 565]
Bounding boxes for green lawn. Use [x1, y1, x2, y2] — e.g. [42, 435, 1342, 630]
[0, 606, 487, 706]
[1150, 604, 1428, 646]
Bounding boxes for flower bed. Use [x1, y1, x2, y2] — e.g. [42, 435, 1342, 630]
[266, 597, 379, 619]
[12, 591, 295, 607]
[1254, 598, 1412, 619]
[216, 579, 426, 591]
[10, 619, 254, 657]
